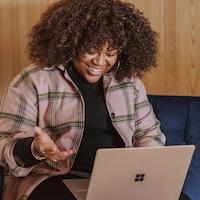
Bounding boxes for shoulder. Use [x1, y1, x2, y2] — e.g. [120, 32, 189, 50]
[6, 64, 66, 99]
[10, 64, 43, 86]
[133, 76, 146, 92]
[119, 76, 146, 92]
[120, 76, 148, 100]
[10, 64, 62, 87]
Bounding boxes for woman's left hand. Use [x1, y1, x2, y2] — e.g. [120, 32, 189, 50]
[33, 126, 75, 162]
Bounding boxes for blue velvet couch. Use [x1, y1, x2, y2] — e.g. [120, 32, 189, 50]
[0, 95, 200, 200]
[148, 95, 200, 200]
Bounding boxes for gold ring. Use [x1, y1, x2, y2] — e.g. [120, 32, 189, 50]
[39, 146, 46, 156]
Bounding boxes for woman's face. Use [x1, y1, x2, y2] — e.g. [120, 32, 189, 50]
[73, 42, 118, 83]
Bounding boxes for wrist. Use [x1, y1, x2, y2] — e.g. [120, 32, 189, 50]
[31, 141, 46, 161]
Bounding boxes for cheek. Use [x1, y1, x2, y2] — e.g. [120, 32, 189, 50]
[109, 56, 118, 67]
[73, 60, 85, 74]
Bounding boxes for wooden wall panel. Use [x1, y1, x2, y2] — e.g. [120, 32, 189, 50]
[132, 0, 200, 96]
[177, 0, 200, 96]
[143, 0, 179, 95]
[129, 0, 165, 95]
[0, 0, 200, 98]
[0, 0, 58, 98]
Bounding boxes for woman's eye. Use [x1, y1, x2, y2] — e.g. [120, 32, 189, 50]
[87, 51, 96, 55]
[107, 53, 114, 57]
[106, 52, 117, 57]
[86, 49, 97, 55]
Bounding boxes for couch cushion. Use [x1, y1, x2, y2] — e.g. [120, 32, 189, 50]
[148, 95, 200, 200]
[148, 96, 189, 145]
[183, 97, 200, 200]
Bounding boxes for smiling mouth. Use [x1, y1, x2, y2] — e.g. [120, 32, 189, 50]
[88, 66, 102, 75]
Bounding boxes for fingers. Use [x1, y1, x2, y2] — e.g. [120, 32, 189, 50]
[45, 149, 76, 161]
[33, 126, 57, 159]
[34, 126, 43, 133]
[34, 127, 75, 161]
[34, 126, 45, 137]
[33, 126, 76, 162]
[34, 126, 54, 146]
[34, 126, 52, 142]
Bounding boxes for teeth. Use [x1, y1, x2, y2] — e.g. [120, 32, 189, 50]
[89, 66, 101, 75]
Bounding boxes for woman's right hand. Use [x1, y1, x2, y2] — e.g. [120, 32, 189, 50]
[33, 126, 75, 162]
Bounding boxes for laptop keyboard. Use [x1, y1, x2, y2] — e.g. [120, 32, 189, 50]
[76, 189, 88, 200]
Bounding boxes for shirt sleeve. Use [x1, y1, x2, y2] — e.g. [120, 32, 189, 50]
[0, 70, 38, 177]
[132, 77, 166, 147]
[13, 137, 41, 168]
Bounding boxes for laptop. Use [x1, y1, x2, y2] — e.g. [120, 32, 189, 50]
[63, 145, 195, 200]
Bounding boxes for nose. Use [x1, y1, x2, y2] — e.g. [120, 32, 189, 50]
[92, 53, 106, 66]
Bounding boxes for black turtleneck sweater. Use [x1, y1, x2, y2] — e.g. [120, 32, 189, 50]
[68, 66, 125, 173]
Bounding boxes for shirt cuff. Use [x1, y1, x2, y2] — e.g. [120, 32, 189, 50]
[13, 137, 42, 167]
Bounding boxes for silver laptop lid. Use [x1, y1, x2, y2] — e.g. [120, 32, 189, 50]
[64, 145, 195, 200]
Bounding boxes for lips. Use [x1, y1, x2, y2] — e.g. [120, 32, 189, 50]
[88, 66, 102, 75]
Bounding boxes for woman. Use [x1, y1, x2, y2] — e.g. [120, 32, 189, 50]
[0, 0, 166, 199]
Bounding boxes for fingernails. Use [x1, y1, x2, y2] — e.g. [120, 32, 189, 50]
[71, 149, 76, 154]
[68, 149, 76, 154]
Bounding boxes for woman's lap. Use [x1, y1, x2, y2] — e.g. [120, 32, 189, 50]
[28, 175, 77, 200]
[28, 177, 192, 200]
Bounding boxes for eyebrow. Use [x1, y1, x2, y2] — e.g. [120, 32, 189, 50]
[107, 48, 118, 52]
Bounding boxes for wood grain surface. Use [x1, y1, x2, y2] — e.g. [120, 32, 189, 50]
[0, 0, 199, 98]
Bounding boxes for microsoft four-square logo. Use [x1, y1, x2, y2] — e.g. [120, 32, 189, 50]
[134, 173, 145, 182]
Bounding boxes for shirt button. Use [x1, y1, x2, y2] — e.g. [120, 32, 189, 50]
[111, 113, 115, 118]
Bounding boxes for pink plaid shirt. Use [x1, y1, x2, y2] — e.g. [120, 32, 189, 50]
[0, 64, 165, 200]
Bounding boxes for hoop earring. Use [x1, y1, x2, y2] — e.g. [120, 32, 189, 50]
[115, 60, 120, 72]
[66, 57, 72, 65]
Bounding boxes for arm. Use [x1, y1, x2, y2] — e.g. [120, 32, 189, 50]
[0, 71, 75, 177]
[132, 78, 166, 147]
[0, 83, 37, 176]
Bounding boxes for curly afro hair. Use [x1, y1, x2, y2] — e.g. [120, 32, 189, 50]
[27, 0, 158, 80]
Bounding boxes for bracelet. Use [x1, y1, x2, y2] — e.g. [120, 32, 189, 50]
[31, 141, 46, 161]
